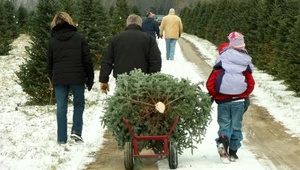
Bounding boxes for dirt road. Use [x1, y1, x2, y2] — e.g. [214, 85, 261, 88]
[85, 38, 300, 170]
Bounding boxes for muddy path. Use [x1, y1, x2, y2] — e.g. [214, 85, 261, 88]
[85, 38, 300, 170]
[85, 131, 158, 170]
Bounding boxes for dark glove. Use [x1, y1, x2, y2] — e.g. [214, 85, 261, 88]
[86, 78, 94, 91]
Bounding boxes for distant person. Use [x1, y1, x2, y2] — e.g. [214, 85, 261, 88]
[47, 12, 94, 144]
[206, 32, 255, 163]
[159, 8, 183, 60]
[99, 14, 162, 94]
[142, 12, 160, 38]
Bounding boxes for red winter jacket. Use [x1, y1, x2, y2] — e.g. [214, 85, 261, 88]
[206, 69, 255, 104]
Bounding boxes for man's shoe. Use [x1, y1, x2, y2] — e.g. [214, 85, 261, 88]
[229, 148, 238, 162]
[70, 133, 84, 143]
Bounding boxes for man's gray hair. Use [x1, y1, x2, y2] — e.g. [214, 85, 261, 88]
[126, 14, 142, 26]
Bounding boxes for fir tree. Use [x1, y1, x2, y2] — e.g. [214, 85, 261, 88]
[271, 0, 300, 79]
[194, 3, 207, 38]
[280, 5, 300, 94]
[58, 0, 77, 15]
[0, 0, 12, 55]
[111, 0, 131, 35]
[102, 69, 212, 155]
[3, 0, 19, 39]
[17, 3, 28, 33]
[23, 9, 35, 35]
[16, 0, 58, 105]
[131, 5, 141, 16]
[77, 0, 111, 68]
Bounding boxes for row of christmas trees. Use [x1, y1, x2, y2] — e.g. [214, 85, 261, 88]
[0, 0, 28, 54]
[0, 0, 140, 105]
[181, 0, 300, 96]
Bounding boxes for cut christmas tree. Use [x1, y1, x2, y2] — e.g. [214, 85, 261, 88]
[101, 69, 212, 155]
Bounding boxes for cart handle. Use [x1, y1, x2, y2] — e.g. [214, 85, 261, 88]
[122, 116, 137, 137]
[122, 115, 180, 137]
[167, 115, 180, 136]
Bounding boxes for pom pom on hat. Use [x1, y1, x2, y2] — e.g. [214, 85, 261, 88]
[228, 32, 245, 48]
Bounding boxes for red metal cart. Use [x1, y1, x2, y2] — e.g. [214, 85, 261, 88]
[122, 115, 180, 170]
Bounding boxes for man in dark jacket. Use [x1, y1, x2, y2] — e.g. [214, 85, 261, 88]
[142, 12, 160, 38]
[47, 12, 94, 144]
[99, 14, 162, 93]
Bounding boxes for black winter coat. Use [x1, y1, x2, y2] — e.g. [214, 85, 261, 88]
[99, 24, 161, 83]
[47, 23, 94, 86]
[142, 18, 159, 38]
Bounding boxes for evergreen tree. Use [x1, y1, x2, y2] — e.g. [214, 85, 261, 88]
[188, 2, 201, 35]
[179, 7, 190, 32]
[243, 0, 263, 61]
[0, 0, 12, 55]
[194, 2, 207, 38]
[77, 0, 111, 68]
[283, 10, 300, 95]
[247, 0, 270, 70]
[272, 0, 300, 79]
[23, 9, 35, 35]
[3, 0, 19, 39]
[17, 3, 28, 33]
[205, 0, 229, 45]
[157, 4, 164, 15]
[109, 5, 114, 17]
[16, 0, 59, 105]
[263, 2, 282, 74]
[58, 0, 77, 15]
[131, 5, 141, 16]
[111, 0, 131, 35]
[200, 3, 214, 39]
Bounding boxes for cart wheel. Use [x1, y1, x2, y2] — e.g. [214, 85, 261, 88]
[124, 142, 134, 170]
[168, 142, 178, 169]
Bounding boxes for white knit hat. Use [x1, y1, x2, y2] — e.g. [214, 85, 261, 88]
[228, 32, 245, 48]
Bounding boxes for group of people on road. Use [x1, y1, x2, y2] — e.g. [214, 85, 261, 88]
[46, 8, 183, 144]
[47, 7, 255, 164]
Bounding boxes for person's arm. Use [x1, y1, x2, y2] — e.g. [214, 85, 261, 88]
[148, 37, 162, 73]
[99, 39, 114, 83]
[153, 21, 160, 38]
[206, 70, 220, 97]
[242, 71, 255, 96]
[178, 17, 183, 37]
[81, 36, 94, 90]
[159, 18, 165, 37]
[46, 41, 53, 81]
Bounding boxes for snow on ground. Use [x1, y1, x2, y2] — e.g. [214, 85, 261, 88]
[0, 35, 106, 170]
[1, 33, 299, 170]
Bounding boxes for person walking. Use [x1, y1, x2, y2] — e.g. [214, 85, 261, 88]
[142, 12, 160, 38]
[159, 8, 183, 60]
[206, 32, 255, 163]
[47, 12, 94, 144]
[99, 14, 162, 94]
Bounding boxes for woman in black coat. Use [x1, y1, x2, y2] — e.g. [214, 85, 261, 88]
[47, 12, 94, 144]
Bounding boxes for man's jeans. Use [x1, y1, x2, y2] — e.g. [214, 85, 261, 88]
[55, 84, 85, 143]
[217, 101, 245, 150]
[165, 39, 177, 60]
